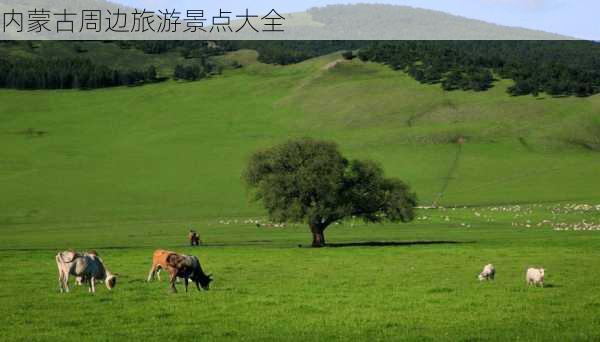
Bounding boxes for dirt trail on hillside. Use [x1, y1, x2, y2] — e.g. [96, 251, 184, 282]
[321, 60, 342, 70]
[298, 58, 344, 89]
[274, 59, 345, 108]
[432, 143, 463, 207]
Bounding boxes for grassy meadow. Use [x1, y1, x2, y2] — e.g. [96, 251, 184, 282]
[1, 49, 600, 340]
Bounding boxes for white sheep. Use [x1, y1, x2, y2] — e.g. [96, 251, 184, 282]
[526, 268, 545, 287]
[478, 264, 495, 281]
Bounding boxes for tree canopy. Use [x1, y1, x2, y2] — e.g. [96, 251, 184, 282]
[243, 138, 417, 247]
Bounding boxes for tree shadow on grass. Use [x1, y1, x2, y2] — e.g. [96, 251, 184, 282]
[317, 240, 474, 248]
[3, 240, 472, 251]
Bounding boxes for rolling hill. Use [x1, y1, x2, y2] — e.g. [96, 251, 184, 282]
[1, 49, 599, 226]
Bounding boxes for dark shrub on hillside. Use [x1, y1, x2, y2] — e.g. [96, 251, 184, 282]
[342, 51, 356, 60]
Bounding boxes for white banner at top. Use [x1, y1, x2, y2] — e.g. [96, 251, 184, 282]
[0, 1, 584, 40]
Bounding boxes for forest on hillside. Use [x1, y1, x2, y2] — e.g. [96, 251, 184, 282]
[0, 40, 599, 97]
[244, 40, 600, 97]
[0, 41, 228, 89]
[356, 41, 600, 97]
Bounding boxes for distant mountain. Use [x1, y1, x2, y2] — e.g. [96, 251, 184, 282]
[302, 4, 574, 40]
[202, 3, 575, 40]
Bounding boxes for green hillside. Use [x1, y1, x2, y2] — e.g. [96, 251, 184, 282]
[1, 50, 599, 226]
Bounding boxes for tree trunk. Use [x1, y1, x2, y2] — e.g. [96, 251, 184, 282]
[310, 224, 326, 248]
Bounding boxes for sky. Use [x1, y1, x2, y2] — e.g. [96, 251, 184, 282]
[113, 0, 599, 40]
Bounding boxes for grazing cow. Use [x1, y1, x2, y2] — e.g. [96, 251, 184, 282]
[56, 250, 116, 293]
[147, 249, 212, 293]
[526, 268, 545, 287]
[478, 264, 496, 281]
[74, 250, 98, 285]
[189, 230, 200, 246]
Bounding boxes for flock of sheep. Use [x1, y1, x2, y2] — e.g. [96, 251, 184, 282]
[478, 264, 546, 287]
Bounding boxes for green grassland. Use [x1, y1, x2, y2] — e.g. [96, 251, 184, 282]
[1, 50, 600, 340]
[2, 206, 600, 341]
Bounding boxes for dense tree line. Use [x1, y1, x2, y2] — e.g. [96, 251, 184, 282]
[117, 40, 233, 59]
[0, 41, 355, 89]
[2, 41, 598, 95]
[357, 41, 600, 97]
[0, 41, 223, 90]
[0, 56, 158, 90]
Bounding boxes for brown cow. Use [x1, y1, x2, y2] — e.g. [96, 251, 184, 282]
[147, 249, 212, 292]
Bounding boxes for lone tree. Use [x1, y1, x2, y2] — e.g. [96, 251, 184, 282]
[243, 138, 417, 247]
